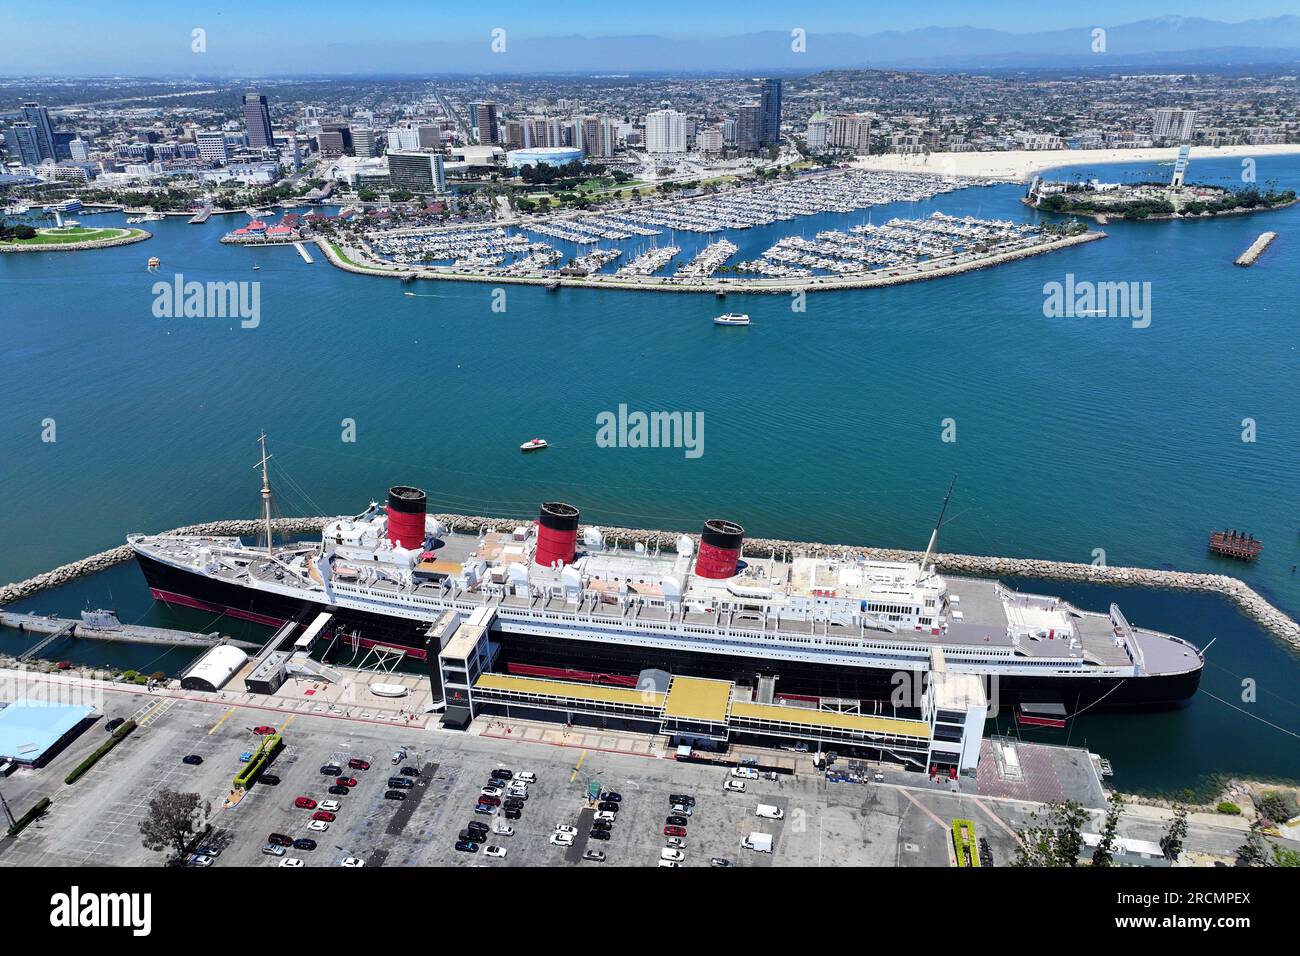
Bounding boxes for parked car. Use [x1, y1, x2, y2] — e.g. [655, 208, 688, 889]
[293, 796, 317, 810]
[384, 790, 408, 801]
[591, 819, 612, 832]
[588, 829, 611, 841]
[105, 717, 125, 733]
[710, 857, 734, 867]
[503, 798, 524, 811]
[186, 854, 214, 867]
[391, 748, 407, 765]
[293, 838, 317, 851]
[182, 754, 202, 765]
[490, 768, 514, 781]
[506, 787, 529, 800]
[594, 811, 616, 823]
[484, 845, 507, 859]
[666, 836, 687, 849]
[348, 758, 370, 771]
[306, 820, 329, 833]
[480, 786, 503, 798]
[340, 857, 365, 867]
[335, 776, 358, 788]
[321, 764, 342, 776]
[400, 766, 420, 777]
[597, 801, 620, 813]
[583, 849, 607, 862]
[549, 832, 574, 847]
[670, 794, 696, 807]
[474, 803, 497, 815]
[328, 785, 350, 796]
[319, 799, 341, 812]
[661, 848, 684, 863]
[513, 771, 536, 784]
[493, 824, 515, 836]
[387, 777, 414, 789]
[268, 833, 293, 847]
[657, 860, 680, 868]
[278, 857, 304, 868]
[724, 779, 747, 793]
[253, 725, 276, 735]
[478, 794, 501, 807]
[238, 752, 252, 763]
[600, 791, 622, 802]
[311, 810, 336, 822]
[261, 844, 286, 857]
[665, 815, 689, 827]
[504, 807, 522, 820]
[195, 846, 221, 858]
[664, 825, 687, 837]
[454, 840, 478, 853]
[670, 804, 693, 817]
[731, 767, 758, 780]
[259, 774, 280, 786]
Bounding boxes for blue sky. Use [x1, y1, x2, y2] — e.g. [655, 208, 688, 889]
[2, 1, 1293, 74]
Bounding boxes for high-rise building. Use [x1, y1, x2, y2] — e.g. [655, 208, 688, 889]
[351, 125, 379, 158]
[417, 124, 443, 149]
[195, 130, 230, 164]
[828, 113, 872, 152]
[20, 102, 57, 161]
[1151, 108, 1197, 143]
[503, 120, 525, 150]
[759, 78, 782, 147]
[645, 109, 686, 154]
[317, 123, 353, 157]
[697, 126, 724, 154]
[4, 122, 44, 166]
[68, 137, 90, 162]
[806, 110, 829, 150]
[471, 103, 499, 144]
[386, 150, 446, 194]
[242, 92, 274, 150]
[737, 104, 764, 152]
[386, 124, 421, 152]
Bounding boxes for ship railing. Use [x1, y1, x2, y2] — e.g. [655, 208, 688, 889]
[1108, 603, 1145, 675]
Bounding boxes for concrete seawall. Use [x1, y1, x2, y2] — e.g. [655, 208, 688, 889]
[2, 514, 1297, 649]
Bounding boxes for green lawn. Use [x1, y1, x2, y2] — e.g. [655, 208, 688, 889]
[0, 226, 139, 245]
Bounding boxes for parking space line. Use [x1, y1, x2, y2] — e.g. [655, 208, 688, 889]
[208, 706, 235, 735]
[569, 750, 586, 784]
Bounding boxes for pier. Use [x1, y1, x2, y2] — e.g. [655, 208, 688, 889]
[293, 241, 314, 264]
[188, 206, 212, 224]
[1, 611, 261, 652]
[1235, 231, 1276, 266]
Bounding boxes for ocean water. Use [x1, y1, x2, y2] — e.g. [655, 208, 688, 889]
[2, 155, 1298, 795]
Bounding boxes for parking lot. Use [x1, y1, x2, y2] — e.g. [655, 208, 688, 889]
[0, 685, 1033, 868]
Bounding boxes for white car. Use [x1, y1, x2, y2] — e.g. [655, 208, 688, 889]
[513, 771, 536, 784]
[549, 832, 574, 847]
[278, 857, 304, 867]
[660, 848, 684, 862]
[307, 820, 330, 832]
[665, 836, 687, 849]
[657, 859, 680, 868]
[186, 854, 214, 867]
[340, 857, 365, 867]
[493, 824, 515, 836]
[480, 786, 503, 798]
[731, 767, 758, 780]
[594, 810, 615, 823]
[670, 804, 693, 817]
[554, 824, 578, 836]
[484, 845, 508, 859]
[724, 779, 747, 793]
[506, 787, 529, 800]
[319, 800, 341, 812]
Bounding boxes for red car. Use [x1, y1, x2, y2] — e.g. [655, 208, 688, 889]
[335, 776, 358, 788]
[478, 794, 501, 806]
[664, 825, 687, 837]
[311, 810, 336, 822]
[348, 758, 370, 771]
[253, 725, 276, 735]
[293, 796, 317, 810]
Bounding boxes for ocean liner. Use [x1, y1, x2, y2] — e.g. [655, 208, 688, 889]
[129, 445, 1203, 712]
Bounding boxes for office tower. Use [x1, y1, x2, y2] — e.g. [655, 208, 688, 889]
[737, 104, 764, 152]
[318, 123, 353, 157]
[195, 130, 230, 163]
[645, 109, 686, 153]
[20, 102, 57, 161]
[386, 150, 446, 194]
[351, 125, 379, 157]
[4, 123, 43, 165]
[242, 92, 274, 150]
[471, 103, 499, 144]
[760, 78, 782, 146]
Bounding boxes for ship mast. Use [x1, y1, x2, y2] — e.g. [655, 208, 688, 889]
[919, 476, 956, 577]
[255, 431, 273, 555]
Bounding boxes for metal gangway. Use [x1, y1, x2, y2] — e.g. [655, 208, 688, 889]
[17, 622, 75, 661]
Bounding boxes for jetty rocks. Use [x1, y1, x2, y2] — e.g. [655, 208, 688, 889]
[0, 229, 151, 254]
[2, 514, 1297, 650]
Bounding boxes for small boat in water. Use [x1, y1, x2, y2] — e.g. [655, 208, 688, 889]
[147, 256, 161, 271]
[713, 312, 751, 326]
[520, 438, 548, 452]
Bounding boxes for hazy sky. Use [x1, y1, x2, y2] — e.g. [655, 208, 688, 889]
[3, 0, 1293, 74]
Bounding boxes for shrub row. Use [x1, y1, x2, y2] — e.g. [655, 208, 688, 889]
[64, 719, 137, 785]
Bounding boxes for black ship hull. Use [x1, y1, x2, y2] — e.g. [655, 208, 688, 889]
[135, 552, 1201, 711]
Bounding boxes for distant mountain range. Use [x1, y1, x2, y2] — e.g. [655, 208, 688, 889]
[302, 16, 1300, 74]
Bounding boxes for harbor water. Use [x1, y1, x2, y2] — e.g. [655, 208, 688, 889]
[2, 155, 1299, 796]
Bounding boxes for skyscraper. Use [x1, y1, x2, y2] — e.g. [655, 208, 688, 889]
[1151, 108, 1197, 143]
[387, 151, 446, 194]
[737, 104, 764, 152]
[19, 102, 57, 162]
[4, 123, 43, 166]
[471, 103, 499, 144]
[242, 92, 274, 150]
[760, 78, 782, 147]
[645, 109, 686, 154]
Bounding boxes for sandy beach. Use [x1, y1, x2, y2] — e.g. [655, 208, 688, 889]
[852, 143, 1300, 182]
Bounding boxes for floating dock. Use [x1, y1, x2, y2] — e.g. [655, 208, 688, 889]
[1235, 231, 1276, 266]
[294, 241, 313, 264]
[0, 611, 260, 652]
